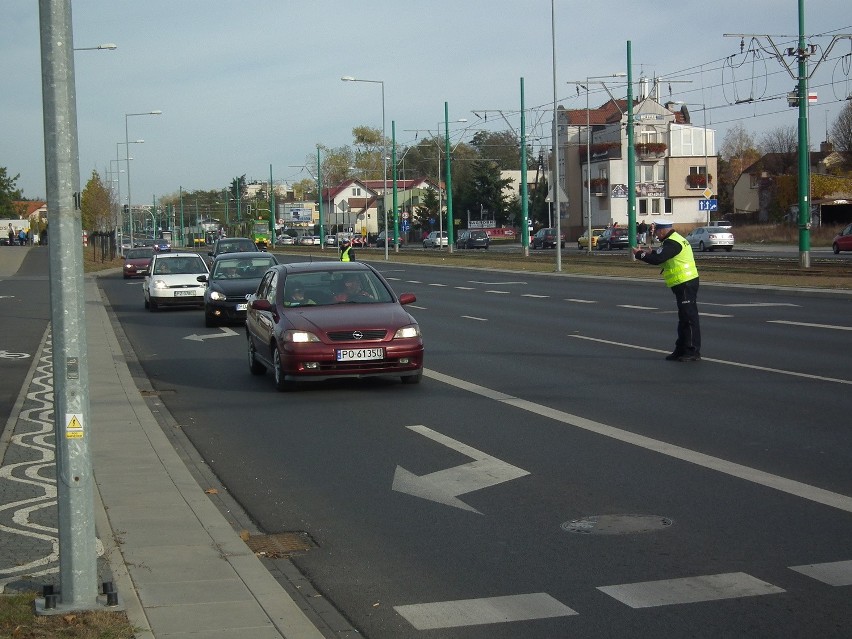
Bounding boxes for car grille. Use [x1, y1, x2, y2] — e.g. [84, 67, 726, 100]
[327, 329, 387, 342]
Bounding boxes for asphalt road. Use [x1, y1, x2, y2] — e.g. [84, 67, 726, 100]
[99, 260, 852, 638]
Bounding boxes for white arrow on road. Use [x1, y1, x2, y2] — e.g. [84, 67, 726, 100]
[183, 326, 238, 342]
[392, 424, 529, 514]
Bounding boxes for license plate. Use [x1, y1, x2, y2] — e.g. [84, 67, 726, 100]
[337, 348, 384, 361]
[236, 303, 247, 311]
[174, 290, 195, 297]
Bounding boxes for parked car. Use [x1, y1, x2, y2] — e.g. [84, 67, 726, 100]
[297, 235, 315, 246]
[597, 227, 630, 250]
[685, 226, 734, 252]
[276, 235, 295, 245]
[531, 228, 566, 249]
[245, 261, 423, 391]
[201, 252, 278, 327]
[143, 252, 210, 312]
[122, 247, 154, 279]
[832, 222, 852, 254]
[325, 235, 339, 247]
[577, 228, 605, 250]
[208, 237, 258, 258]
[375, 231, 405, 248]
[456, 229, 490, 249]
[423, 231, 448, 248]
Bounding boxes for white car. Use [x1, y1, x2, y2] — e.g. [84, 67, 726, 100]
[143, 252, 210, 311]
[685, 226, 734, 252]
[422, 231, 448, 248]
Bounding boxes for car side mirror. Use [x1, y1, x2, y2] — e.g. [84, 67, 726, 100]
[197, 275, 208, 283]
[398, 293, 416, 305]
[250, 298, 273, 312]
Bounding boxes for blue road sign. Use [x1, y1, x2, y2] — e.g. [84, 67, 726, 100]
[699, 199, 718, 212]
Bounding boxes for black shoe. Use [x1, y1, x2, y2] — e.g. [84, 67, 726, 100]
[676, 353, 701, 362]
[665, 351, 682, 361]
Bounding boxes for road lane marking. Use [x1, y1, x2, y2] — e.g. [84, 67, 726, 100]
[485, 290, 511, 294]
[619, 304, 658, 310]
[789, 560, 852, 586]
[597, 573, 784, 609]
[699, 312, 734, 317]
[455, 286, 475, 290]
[568, 335, 852, 386]
[703, 302, 799, 307]
[394, 593, 577, 630]
[565, 298, 597, 304]
[183, 326, 238, 342]
[428, 283, 448, 287]
[461, 315, 487, 321]
[422, 369, 852, 513]
[768, 320, 852, 331]
[469, 280, 528, 285]
[522, 294, 550, 299]
[392, 425, 530, 514]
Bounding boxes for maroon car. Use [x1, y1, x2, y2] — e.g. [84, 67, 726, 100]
[832, 222, 852, 254]
[245, 262, 423, 391]
[122, 247, 154, 279]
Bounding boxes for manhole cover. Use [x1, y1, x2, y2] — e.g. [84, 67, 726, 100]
[243, 532, 315, 558]
[561, 514, 673, 535]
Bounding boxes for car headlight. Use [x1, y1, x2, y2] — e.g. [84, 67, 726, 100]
[393, 325, 421, 339]
[152, 279, 168, 289]
[209, 291, 226, 301]
[282, 330, 320, 343]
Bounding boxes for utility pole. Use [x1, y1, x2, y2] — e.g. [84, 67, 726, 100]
[38, 0, 99, 612]
[726, 3, 851, 268]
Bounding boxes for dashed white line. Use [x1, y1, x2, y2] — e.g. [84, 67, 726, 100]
[597, 573, 784, 609]
[768, 320, 852, 331]
[565, 298, 597, 304]
[522, 294, 549, 299]
[461, 315, 488, 321]
[455, 286, 475, 290]
[428, 283, 448, 287]
[394, 593, 577, 630]
[619, 304, 658, 310]
[485, 290, 510, 294]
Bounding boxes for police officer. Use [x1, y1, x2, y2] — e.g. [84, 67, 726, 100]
[632, 220, 701, 361]
[339, 238, 355, 262]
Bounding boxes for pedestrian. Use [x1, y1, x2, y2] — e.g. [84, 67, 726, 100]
[637, 219, 647, 245]
[339, 238, 355, 262]
[18, 229, 26, 246]
[632, 220, 701, 362]
[7, 226, 13, 246]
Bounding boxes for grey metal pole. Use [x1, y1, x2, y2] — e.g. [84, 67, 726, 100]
[38, 0, 98, 610]
[550, 0, 562, 271]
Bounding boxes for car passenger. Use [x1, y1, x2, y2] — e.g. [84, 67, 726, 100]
[284, 286, 316, 307]
[334, 275, 375, 303]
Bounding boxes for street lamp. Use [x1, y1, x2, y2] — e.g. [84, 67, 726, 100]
[569, 73, 626, 254]
[116, 140, 143, 246]
[341, 76, 389, 257]
[125, 110, 161, 249]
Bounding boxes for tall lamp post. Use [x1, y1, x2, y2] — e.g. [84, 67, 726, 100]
[125, 110, 161, 249]
[341, 76, 388, 258]
[570, 73, 626, 254]
[116, 140, 142, 244]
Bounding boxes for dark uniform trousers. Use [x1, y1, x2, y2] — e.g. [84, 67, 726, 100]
[672, 278, 701, 356]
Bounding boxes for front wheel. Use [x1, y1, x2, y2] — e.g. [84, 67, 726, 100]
[698, 241, 706, 252]
[833, 243, 840, 255]
[273, 348, 295, 391]
[247, 337, 266, 375]
[401, 372, 422, 385]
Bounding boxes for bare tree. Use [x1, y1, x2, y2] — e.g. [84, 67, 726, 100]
[718, 123, 760, 211]
[830, 101, 852, 156]
[759, 125, 798, 174]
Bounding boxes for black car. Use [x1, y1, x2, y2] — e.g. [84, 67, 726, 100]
[200, 252, 279, 326]
[531, 228, 565, 249]
[597, 227, 630, 250]
[208, 237, 259, 258]
[375, 231, 405, 248]
[456, 229, 490, 249]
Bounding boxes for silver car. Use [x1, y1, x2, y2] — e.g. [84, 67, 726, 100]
[685, 226, 734, 252]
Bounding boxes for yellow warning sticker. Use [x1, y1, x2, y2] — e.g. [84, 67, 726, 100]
[66, 414, 84, 430]
[66, 431, 84, 439]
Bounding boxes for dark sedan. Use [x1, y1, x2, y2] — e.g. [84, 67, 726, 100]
[208, 237, 259, 258]
[201, 252, 279, 327]
[597, 227, 630, 250]
[531, 228, 565, 249]
[246, 261, 423, 391]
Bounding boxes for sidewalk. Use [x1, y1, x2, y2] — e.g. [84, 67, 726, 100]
[0, 252, 326, 638]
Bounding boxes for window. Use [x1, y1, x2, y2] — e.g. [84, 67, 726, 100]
[351, 187, 361, 196]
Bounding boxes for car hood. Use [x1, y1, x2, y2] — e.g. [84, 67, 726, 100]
[209, 278, 263, 296]
[285, 303, 416, 334]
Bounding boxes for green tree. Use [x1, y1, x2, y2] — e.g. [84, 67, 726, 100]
[0, 167, 24, 218]
[455, 159, 513, 227]
[81, 170, 113, 231]
[469, 130, 527, 170]
[413, 187, 440, 231]
[830, 100, 852, 165]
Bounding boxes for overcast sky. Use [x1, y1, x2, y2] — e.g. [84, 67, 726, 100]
[3, 1, 851, 204]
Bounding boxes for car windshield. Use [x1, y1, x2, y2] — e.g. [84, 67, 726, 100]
[213, 256, 275, 280]
[125, 249, 153, 259]
[154, 256, 206, 275]
[281, 270, 395, 307]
